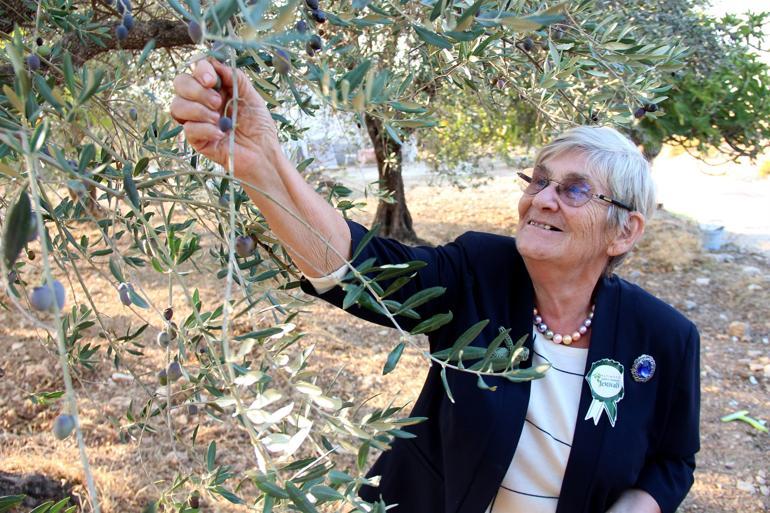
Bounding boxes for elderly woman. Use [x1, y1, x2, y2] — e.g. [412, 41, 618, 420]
[171, 59, 700, 513]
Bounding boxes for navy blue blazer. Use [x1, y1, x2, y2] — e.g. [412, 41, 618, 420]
[299, 219, 700, 513]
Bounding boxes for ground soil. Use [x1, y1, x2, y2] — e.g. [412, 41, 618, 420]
[1, 173, 768, 512]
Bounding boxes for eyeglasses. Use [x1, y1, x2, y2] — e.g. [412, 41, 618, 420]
[517, 170, 633, 211]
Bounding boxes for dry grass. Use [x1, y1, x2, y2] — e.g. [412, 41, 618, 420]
[634, 209, 703, 270]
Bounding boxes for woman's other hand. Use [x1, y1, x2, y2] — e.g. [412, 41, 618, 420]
[170, 57, 279, 175]
[606, 489, 661, 513]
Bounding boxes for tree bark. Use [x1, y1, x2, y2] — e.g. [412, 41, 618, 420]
[364, 114, 429, 246]
[0, 471, 78, 509]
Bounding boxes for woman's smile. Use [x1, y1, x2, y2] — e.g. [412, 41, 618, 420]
[526, 219, 564, 232]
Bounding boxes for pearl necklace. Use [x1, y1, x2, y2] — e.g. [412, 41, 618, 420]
[533, 305, 594, 345]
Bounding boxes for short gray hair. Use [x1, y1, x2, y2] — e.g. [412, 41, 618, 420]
[534, 126, 656, 274]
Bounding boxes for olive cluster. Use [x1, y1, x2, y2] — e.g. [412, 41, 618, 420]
[26, 34, 54, 71]
[304, 0, 327, 25]
[299, 0, 326, 57]
[114, 0, 134, 41]
[633, 102, 659, 119]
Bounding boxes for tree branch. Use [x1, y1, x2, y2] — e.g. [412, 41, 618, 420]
[0, 19, 193, 83]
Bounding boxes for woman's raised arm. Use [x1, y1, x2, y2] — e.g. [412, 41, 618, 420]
[170, 57, 351, 278]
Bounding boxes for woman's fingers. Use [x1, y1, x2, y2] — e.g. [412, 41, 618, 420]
[191, 57, 218, 89]
[183, 121, 225, 152]
[209, 59, 238, 88]
[171, 97, 220, 125]
[209, 60, 267, 107]
[173, 73, 222, 111]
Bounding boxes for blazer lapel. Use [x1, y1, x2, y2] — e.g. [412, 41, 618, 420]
[556, 276, 621, 513]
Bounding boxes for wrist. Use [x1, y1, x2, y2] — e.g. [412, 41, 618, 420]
[267, 142, 290, 171]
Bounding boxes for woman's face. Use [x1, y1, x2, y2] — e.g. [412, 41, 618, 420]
[516, 151, 616, 272]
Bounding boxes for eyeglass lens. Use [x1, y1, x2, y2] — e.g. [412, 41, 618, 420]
[520, 171, 593, 207]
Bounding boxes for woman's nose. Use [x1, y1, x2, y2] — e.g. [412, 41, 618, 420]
[531, 181, 560, 210]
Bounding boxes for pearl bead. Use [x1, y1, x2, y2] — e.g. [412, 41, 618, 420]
[531, 304, 594, 345]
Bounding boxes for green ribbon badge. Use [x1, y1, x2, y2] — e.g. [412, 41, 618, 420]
[584, 358, 625, 427]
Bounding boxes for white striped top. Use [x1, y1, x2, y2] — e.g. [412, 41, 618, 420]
[486, 330, 588, 513]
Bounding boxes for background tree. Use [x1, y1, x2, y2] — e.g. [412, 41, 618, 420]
[418, 87, 541, 189]
[596, 0, 770, 161]
[1, 0, 683, 511]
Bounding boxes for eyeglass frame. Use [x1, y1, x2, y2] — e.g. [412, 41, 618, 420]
[516, 169, 634, 212]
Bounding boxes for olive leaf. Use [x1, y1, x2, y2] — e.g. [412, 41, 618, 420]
[382, 341, 405, 375]
[412, 24, 453, 49]
[2, 190, 32, 269]
[123, 168, 140, 209]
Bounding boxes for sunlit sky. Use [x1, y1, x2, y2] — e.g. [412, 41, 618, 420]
[704, 0, 770, 62]
[705, 0, 770, 16]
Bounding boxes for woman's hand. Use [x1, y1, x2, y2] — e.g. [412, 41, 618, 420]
[170, 57, 280, 174]
[606, 489, 661, 513]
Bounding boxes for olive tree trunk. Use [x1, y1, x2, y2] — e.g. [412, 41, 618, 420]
[364, 114, 429, 245]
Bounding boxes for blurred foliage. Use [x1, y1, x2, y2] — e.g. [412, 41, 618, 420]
[599, 0, 770, 160]
[419, 90, 540, 187]
[638, 47, 770, 161]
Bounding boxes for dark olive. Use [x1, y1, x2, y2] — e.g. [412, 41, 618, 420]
[310, 9, 326, 23]
[218, 116, 233, 132]
[187, 20, 203, 44]
[26, 54, 41, 71]
[117, 0, 131, 14]
[123, 14, 134, 31]
[273, 50, 291, 75]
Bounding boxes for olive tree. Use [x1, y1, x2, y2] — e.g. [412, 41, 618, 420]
[0, 0, 682, 511]
[596, 0, 770, 161]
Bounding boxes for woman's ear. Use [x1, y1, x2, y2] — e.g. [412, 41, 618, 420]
[607, 212, 646, 257]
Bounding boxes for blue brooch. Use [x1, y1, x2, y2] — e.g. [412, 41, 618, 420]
[631, 354, 656, 383]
